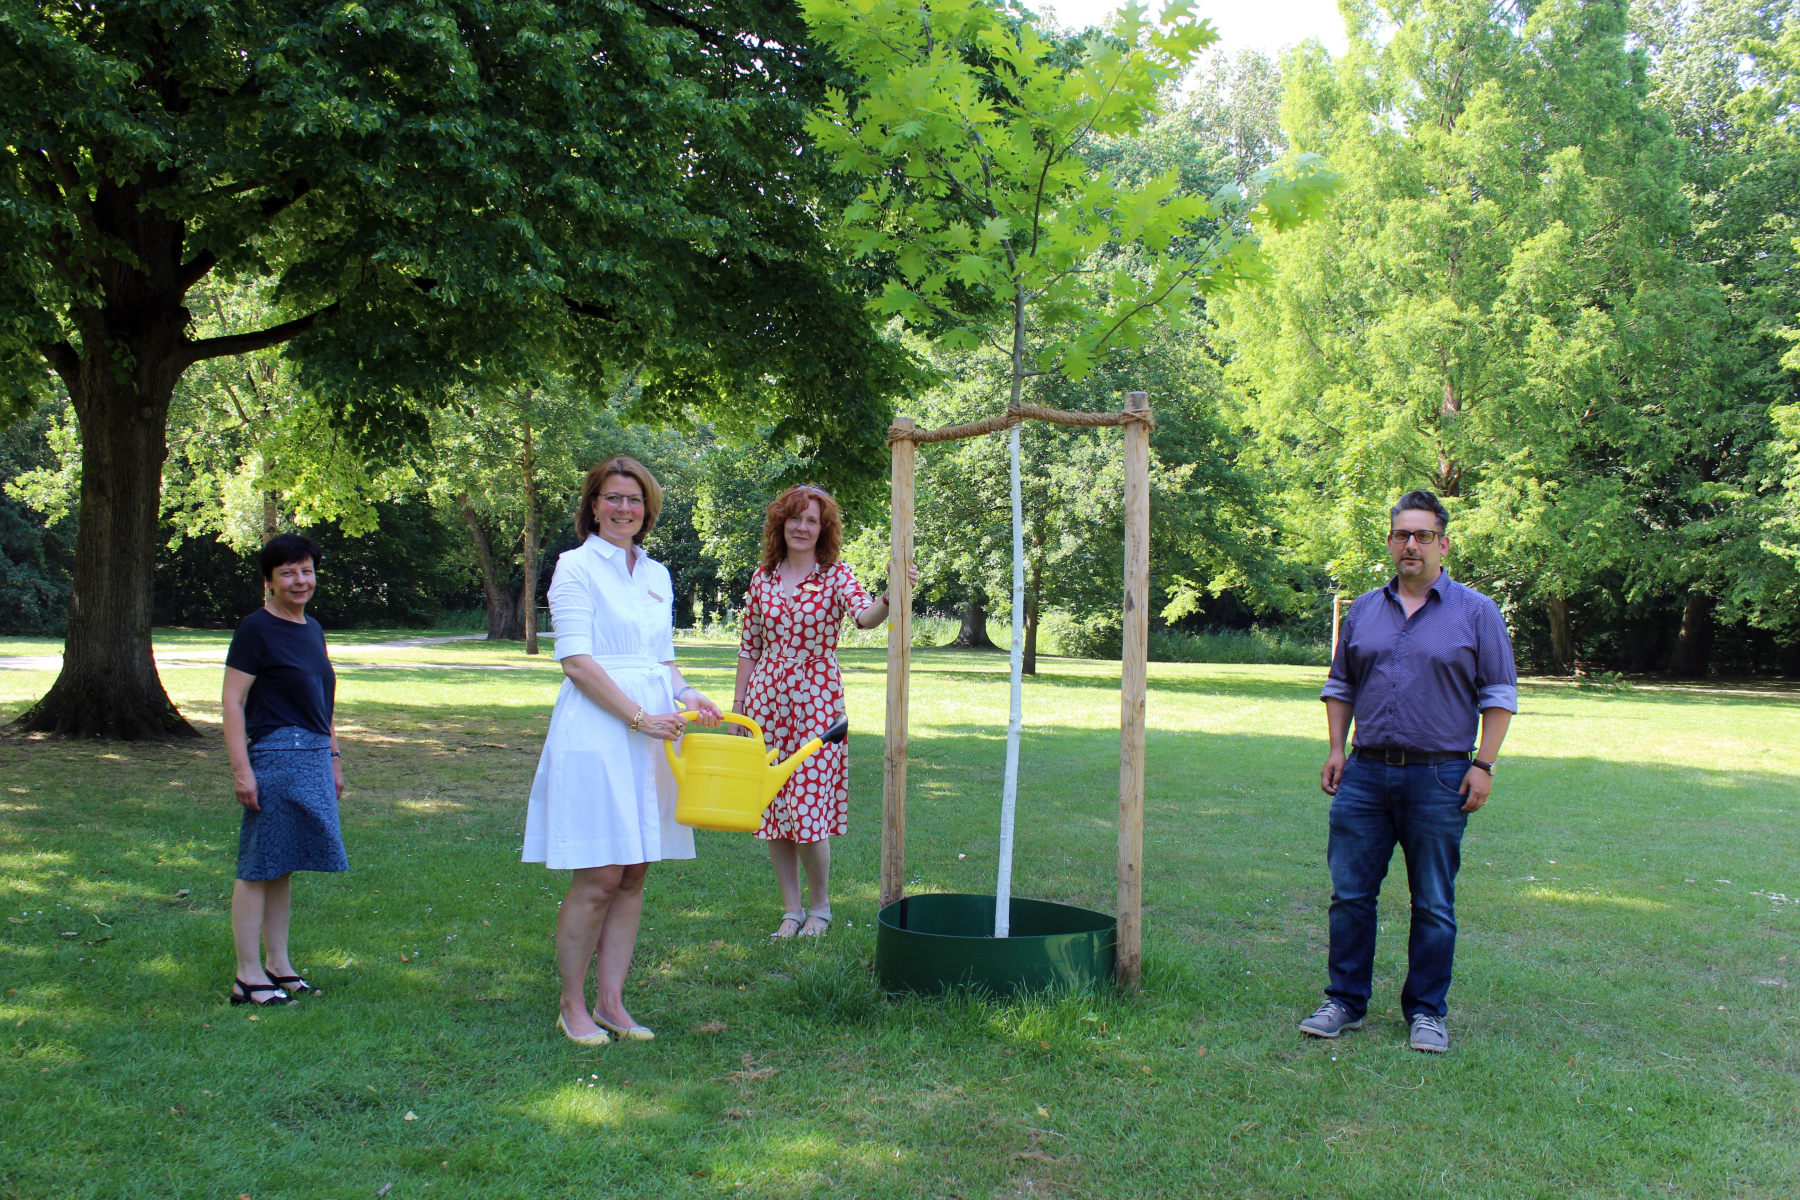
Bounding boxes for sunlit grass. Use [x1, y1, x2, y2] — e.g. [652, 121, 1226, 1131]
[0, 642, 1796, 1197]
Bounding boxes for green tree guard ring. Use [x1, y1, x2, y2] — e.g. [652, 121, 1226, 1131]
[876, 894, 1117, 996]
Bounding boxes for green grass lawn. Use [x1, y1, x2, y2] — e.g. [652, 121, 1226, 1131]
[0, 642, 1796, 1198]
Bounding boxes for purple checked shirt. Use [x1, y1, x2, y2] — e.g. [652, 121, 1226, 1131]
[1322, 572, 1518, 754]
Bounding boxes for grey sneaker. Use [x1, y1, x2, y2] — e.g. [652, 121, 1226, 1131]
[1297, 999, 1363, 1038]
[1408, 1013, 1449, 1052]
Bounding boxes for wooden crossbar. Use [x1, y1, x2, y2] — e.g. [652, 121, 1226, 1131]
[887, 402, 1156, 445]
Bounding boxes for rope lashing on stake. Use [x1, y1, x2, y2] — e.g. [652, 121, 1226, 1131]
[887, 403, 1155, 445]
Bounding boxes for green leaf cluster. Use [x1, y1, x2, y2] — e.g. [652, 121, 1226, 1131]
[802, 0, 1340, 394]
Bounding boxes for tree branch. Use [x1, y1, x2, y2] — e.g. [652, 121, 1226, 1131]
[260, 178, 311, 221]
[181, 303, 337, 366]
[175, 251, 218, 293]
[39, 340, 79, 380]
[622, 0, 729, 45]
[564, 297, 618, 321]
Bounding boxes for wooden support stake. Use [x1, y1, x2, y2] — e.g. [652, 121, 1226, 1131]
[1331, 593, 1344, 660]
[1118, 392, 1150, 990]
[882, 416, 916, 909]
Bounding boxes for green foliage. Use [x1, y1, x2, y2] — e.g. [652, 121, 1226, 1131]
[0, 0, 912, 486]
[1631, 0, 1800, 643]
[152, 501, 478, 629]
[0, 406, 75, 633]
[802, 0, 1339, 397]
[898, 328, 1285, 626]
[164, 284, 408, 552]
[0, 399, 78, 529]
[1214, 0, 1767, 667]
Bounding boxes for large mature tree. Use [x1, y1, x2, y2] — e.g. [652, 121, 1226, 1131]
[1215, 0, 1714, 671]
[1631, 0, 1800, 674]
[0, 0, 909, 737]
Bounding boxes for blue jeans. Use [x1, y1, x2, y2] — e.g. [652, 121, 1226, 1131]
[1325, 757, 1470, 1020]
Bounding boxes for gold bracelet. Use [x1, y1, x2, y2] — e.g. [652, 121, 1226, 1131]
[628, 707, 645, 732]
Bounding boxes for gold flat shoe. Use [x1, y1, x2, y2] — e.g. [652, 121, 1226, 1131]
[557, 1012, 612, 1046]
[594, 1015, 655, 1042]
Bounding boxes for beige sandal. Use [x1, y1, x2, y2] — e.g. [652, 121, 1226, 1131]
[770, 912, 804, 940]
[798, 907, 832, 938]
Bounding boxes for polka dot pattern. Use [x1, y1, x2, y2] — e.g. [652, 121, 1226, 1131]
[738, 562, 876, 843]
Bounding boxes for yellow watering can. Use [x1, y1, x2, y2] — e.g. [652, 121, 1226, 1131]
[665, 712, 849, 832]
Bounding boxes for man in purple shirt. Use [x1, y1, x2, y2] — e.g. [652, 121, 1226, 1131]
[1298, 490, 1517, 1053]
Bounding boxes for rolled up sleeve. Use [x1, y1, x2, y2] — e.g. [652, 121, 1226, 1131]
[548, 557, 594, 661]
[839, 562, 878, 624]
[1320, 608, 1358, 704]
[1474, 602, 1519, 713]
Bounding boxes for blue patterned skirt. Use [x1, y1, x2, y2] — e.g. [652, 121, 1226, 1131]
[237, 726, 348, 881]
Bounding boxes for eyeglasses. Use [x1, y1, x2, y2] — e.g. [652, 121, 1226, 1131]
[1387, 528, 1444, 546]
[601, 492, 645, 509]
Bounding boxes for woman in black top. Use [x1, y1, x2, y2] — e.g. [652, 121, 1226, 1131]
[221, 534, 346, 1006]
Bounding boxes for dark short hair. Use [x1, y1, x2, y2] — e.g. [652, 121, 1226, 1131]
[1391, 489, 1450, 532]
[261, 533, 321, 579]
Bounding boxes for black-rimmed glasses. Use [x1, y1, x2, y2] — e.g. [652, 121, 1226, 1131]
[1387, 528, 1444, 546]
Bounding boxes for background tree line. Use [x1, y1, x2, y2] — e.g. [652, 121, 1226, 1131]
[3, 0, 1797, 683]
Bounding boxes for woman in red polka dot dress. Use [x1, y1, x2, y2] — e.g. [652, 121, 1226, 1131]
[734, 485, 912, 939]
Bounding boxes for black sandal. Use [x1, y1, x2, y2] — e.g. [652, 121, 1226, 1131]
[267, 973, 320, 997]
[230, 978, 295, 1006]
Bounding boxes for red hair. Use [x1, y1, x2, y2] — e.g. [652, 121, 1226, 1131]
[760, 485, 842, 570]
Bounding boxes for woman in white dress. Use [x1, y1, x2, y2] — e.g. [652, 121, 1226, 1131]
[523, 456, 722, 1046]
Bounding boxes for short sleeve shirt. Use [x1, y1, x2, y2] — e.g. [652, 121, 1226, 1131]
[226, 608, 337, 743]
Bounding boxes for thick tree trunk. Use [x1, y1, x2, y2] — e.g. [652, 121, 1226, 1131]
[17, 163, 326, 737]
[1023, 556, 1040, 675]
[516, 414, 541, 655]
[261, 491, 279, 543]
[1673, 592, 1713, 677]
[457, 494, 523, 640]
[954, 588, 996, 648]
[17, 350, 195, 738]
[1546, 595, 1574, 675]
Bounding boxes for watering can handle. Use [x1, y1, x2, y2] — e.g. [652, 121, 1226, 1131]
[675, 710, 765, 741]
[665, 711, 770, 780]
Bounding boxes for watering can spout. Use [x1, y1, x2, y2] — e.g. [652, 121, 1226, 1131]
[763, 716, 850, 806]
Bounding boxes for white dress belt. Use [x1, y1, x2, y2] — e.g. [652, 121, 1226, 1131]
[590, 654, 665, 673]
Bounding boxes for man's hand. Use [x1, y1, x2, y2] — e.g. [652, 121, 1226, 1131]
[1460, 764, 1492, 813]
[1321, 749, 1347, 796]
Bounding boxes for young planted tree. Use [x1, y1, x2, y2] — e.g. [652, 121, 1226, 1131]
[0, 0, 909, 737]
[802, 0, 1337, 931]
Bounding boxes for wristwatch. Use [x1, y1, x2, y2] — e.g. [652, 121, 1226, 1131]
[1471, 758, 1495, 775]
